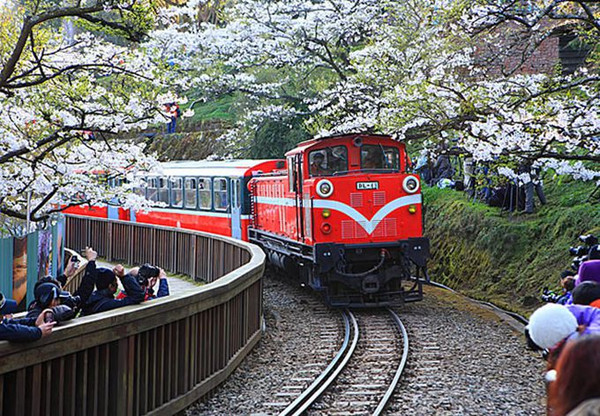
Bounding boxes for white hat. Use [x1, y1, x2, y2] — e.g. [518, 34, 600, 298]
[526, 304, 577, 349]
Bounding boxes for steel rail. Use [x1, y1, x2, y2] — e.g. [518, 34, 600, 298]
[373, 308, 410, 416]
[280, 309, 359, 416]
[427, 281, 529, 325]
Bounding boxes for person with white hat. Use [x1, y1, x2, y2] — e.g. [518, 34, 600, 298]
[526, 303, 600, 367]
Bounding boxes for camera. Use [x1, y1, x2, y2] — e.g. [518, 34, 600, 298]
[580, 234, 599, 246]
[572, 257, 584, 271]
[137, 264, 160, 286]
[43, 311, 54, 323]
[59, 293, 81, 310]
[569, 246, 588, 256]
[44, 305, 76, 323]
[541, 287, 562, 303]
[568, 234, 598, 270]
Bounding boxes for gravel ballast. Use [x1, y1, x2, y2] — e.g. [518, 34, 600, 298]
[186, 277, 546, 415]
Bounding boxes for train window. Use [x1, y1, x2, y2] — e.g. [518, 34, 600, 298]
[170, 177, 183, 208]
[158, 178, 170, 205]
[134, 179, 146, 198]
[198, 178, 212, 210]
[309, 146, 347, 177]
[147, 177, 158, 202]
[184, 178, 197, 209]
[361, 145, 400, 171]
[214, 178, 229, 211]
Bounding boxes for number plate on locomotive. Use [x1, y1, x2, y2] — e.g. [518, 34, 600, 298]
[356, 181, 379, 190]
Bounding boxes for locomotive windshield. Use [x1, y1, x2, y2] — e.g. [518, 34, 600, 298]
[360, 145, 400, 171]
[309, 145, 348, 177]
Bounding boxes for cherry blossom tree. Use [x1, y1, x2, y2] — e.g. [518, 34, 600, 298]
[164, 0, 600, 182]
[0, 0, 187, 225]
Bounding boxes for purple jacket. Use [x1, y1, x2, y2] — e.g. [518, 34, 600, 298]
[567, 304, 600, 336]
[576, 260, 600, 286]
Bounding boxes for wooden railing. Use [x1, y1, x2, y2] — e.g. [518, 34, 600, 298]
[0, 215, 265, 416]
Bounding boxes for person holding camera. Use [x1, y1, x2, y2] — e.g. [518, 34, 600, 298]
[114, 264, 170, 301]
[0, 292, 55, 342]
[80, 261, 145, 316]
[25, 282, 78, 324]
[24, 246, 103, 322]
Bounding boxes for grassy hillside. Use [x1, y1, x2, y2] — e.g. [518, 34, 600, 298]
[423, 180, 600, 314]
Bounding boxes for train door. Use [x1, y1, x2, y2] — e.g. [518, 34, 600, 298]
[107, 199, 119, 220]
[231, 178, 242, 239]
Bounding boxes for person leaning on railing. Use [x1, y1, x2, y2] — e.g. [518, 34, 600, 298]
[80, 254, 145, 316]
[114, 264, 170, 301]
[24, 247, 103, 323]
[0, 292, 54, 342]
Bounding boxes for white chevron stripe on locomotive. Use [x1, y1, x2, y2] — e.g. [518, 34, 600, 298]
[255, 194, 422, 235]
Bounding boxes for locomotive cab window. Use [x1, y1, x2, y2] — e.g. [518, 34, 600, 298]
[361, 145, 400, 171]
[184, 178, 197, 209]
[198, 178, 212, 210]
[309, 145, 347, 177]
[214, 178, 229, 211]
[170, 177, 183, 208]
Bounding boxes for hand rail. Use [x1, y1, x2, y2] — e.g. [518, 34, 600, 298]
[0, 214, 266, 416]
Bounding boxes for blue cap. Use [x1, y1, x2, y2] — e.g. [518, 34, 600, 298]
[0, 293, 17, 315]
[34, 283, 61, 308]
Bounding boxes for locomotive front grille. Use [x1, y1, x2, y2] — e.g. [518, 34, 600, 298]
[350, 192, 363, 207]
[342, 220, 354, 239]
[373, 191, 386, 206]
[384, 217, 397, 237]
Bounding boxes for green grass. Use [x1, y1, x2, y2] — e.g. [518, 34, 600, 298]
[423, 180, 600, 315]
[186, 95, 237, 123]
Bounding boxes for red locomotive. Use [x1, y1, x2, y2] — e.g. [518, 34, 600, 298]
[66, 133, 429, 307]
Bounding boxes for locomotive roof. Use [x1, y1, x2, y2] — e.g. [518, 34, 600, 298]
[156, 159, 284, 178]
[287, 133, 396, 156]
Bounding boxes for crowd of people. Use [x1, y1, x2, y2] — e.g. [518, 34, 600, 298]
[414, 150, 546, 214]
[527, 235, 600, 415]
[0, 247, 170, 342]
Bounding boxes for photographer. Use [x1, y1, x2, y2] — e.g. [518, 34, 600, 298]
[0, 292, 55, 342]
[80, 263, 145, 316]
[71, 247, 103, 305]
[25, 282, 77, 324]
[24, 246, 102, 322]
[115, 264, 169, 301]
[542, 271, 576, 305]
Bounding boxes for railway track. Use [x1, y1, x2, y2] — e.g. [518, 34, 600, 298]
[278, 308, 409, 416]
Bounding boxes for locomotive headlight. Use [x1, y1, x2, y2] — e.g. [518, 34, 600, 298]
[408, 204, 417, 214]
[402, 175, 420, 194]
[322, 209, 331, 218]
[316, 179, 334, 198]
[321, 222, 332, 234]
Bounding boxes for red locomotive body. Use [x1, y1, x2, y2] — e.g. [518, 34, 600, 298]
[249, 133, 429, 306]
[65, 133, 429, 307]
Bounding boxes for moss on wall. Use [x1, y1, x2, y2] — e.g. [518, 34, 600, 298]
[141, 130, 223, 161]
[423, 185, 600, 314]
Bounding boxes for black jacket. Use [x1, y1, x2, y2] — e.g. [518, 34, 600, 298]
[0, 317, 41, 342]
[80, 274, 145, 316]
[25, 304, 76, 323]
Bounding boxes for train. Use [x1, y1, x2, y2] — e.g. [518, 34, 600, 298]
[66, 133, 430, 307]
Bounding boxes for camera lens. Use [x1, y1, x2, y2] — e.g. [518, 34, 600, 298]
[44, 311, 54, 323]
